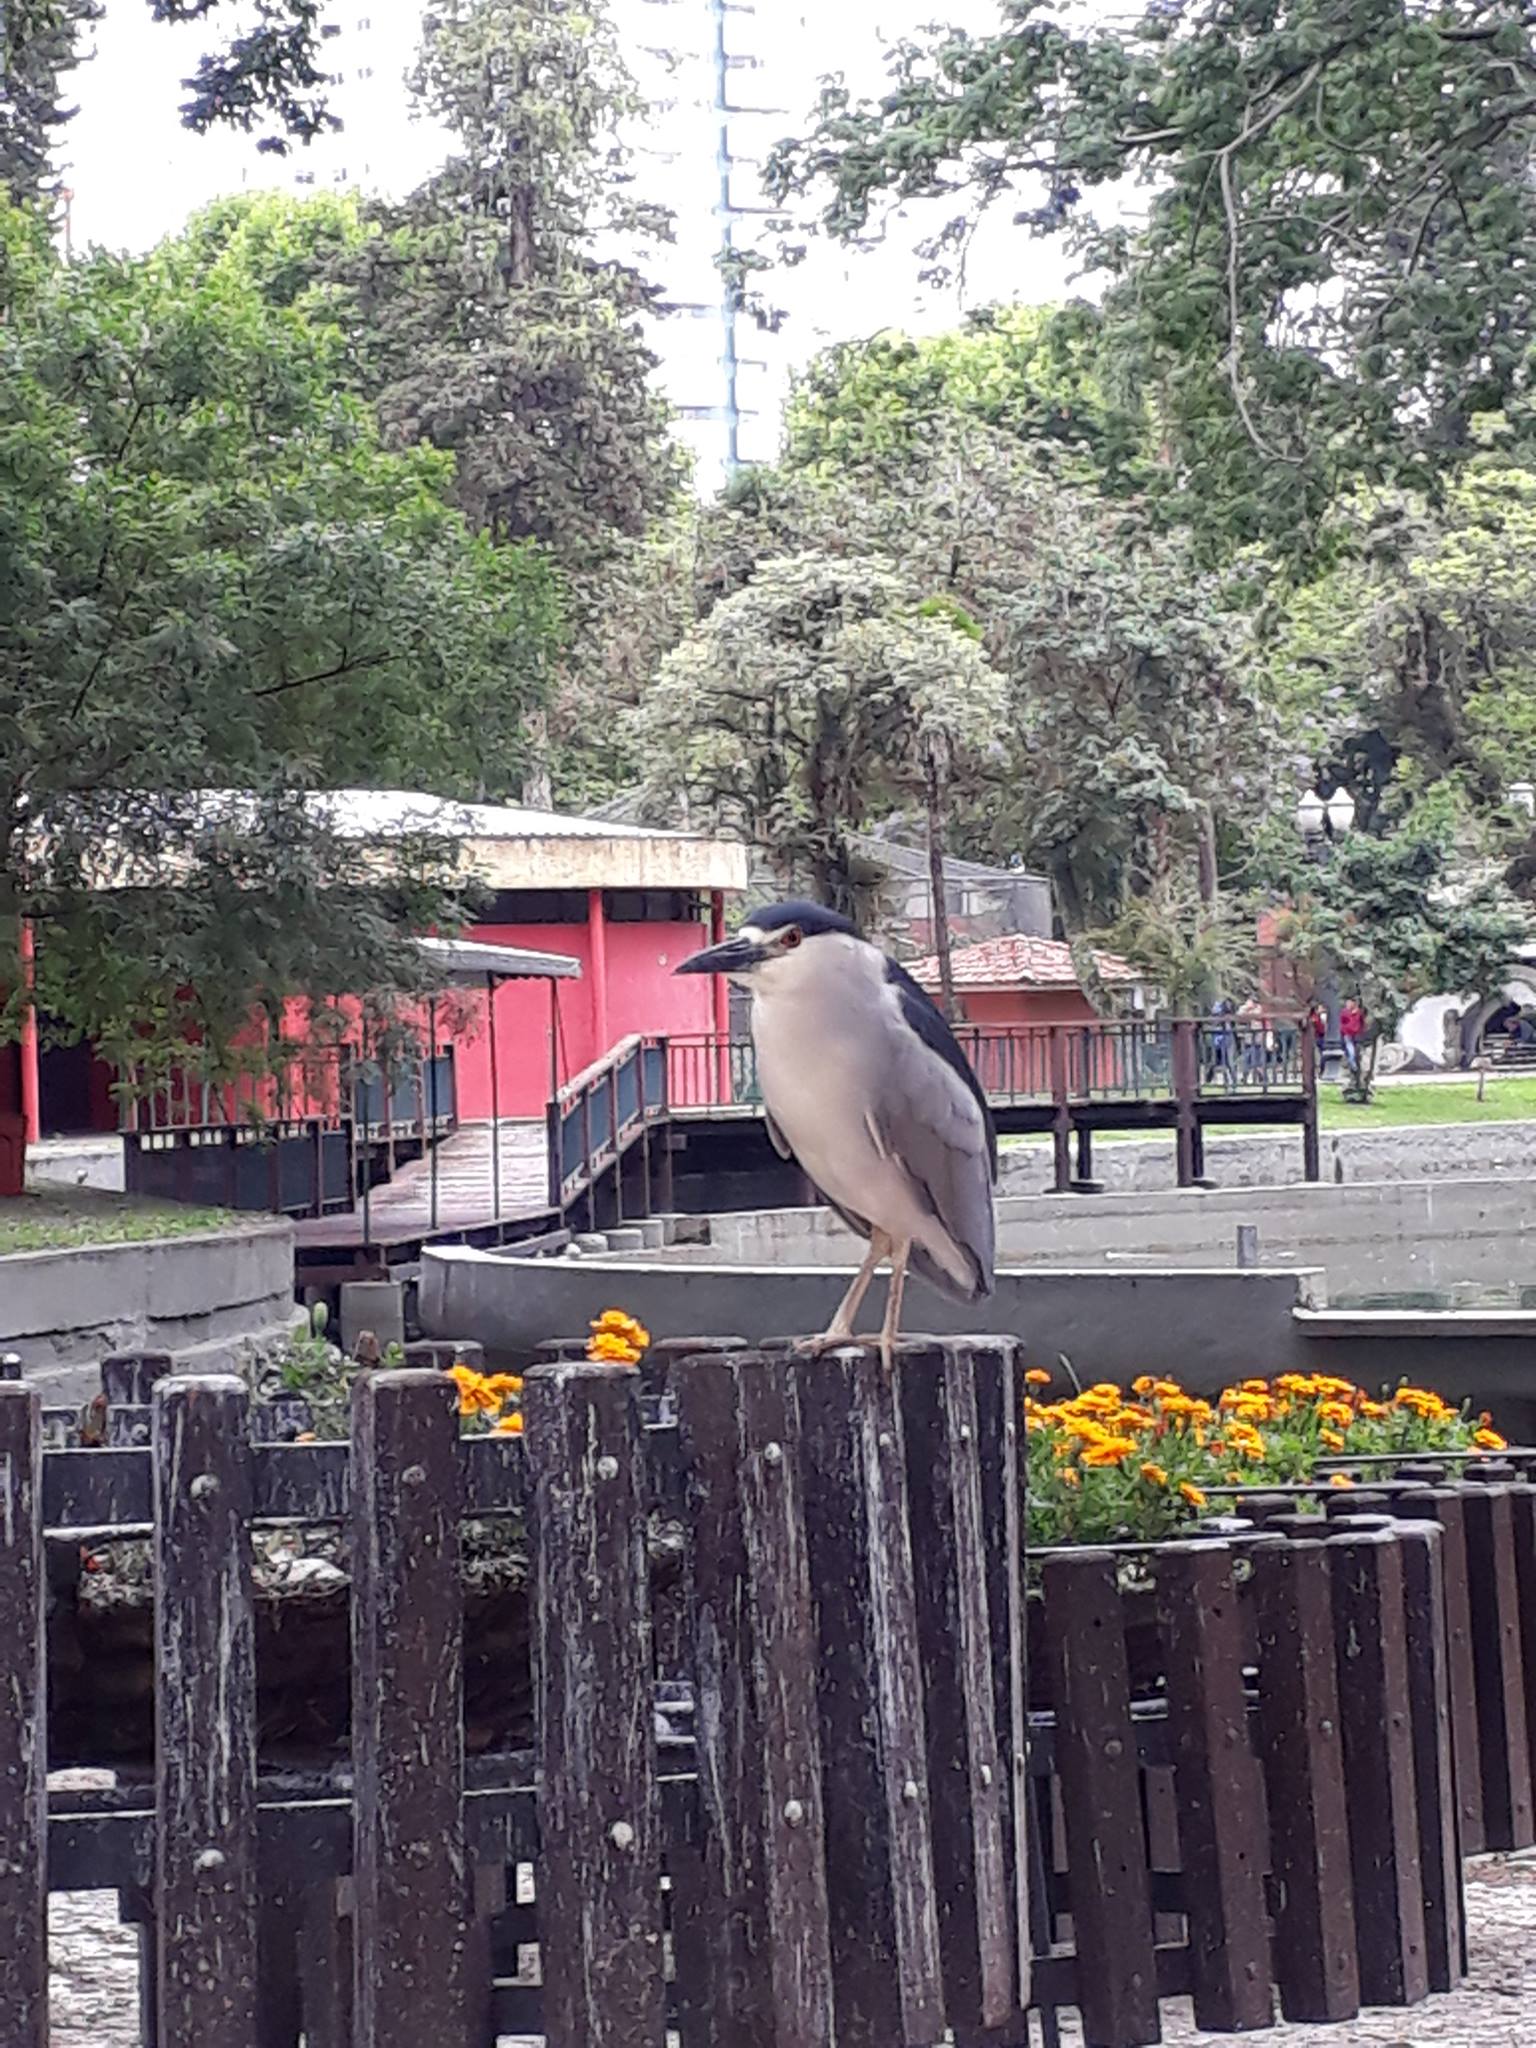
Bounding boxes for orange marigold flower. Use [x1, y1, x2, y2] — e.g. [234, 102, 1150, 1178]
[1317, 1400, 1354, 1429]
[1139, 1462, 1169, 1487]
[1024, 1367, 1053, 1387]
[588, 1331, 643, 1366]
[1240, 1378, 1270, 1394]
[1475, 1427, 1508, 1452]
[1080, 1436, 1139, 1467]
[449, 1363, 501, 1415]
[485, 1373, 524, 1398]
[1060, 1468, 1080, 1489]
[1320, 1428, 1347, 1453]
[592, 1309, 651, 1349]
[1132, 1375, 1157, 1396]
[1178, 1482, 1207, 1510]
[1329, 1472, 1354, 1489]
[494, 1412, 526, 1435]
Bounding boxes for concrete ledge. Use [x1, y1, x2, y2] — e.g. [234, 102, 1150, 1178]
[420, 1244, 1324, 1387]
[1, 1221, 296, 1399]
[703, 1174, 1536, 1300]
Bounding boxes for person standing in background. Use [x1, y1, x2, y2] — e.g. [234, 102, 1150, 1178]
[1339, 995, 1366, 1078]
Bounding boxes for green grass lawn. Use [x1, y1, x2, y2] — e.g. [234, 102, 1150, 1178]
[0, 1188, 238, 1255]
[1318, 1078, 1536, 1129]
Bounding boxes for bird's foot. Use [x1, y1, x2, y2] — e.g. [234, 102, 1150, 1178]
[790, 1330, 858, 1360]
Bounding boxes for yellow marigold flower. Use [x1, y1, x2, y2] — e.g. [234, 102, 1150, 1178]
[1240, 1378, 1270, 1394]
[1320, 1428, 1347, 1452]
[1329, 1472, 1354, 1489]
[592, 1309, 651, 1349]
[1317, 1400, 1354, 1429]
[1081, 1436, 1139, 1468]
[1160, 1394, 1198, 1418]
[1024, 1367, 1053, 1386]
[449, 1363, 501, 1416]
[1132, 1375, 1157, 1396]
[1359, 1399, 1389, 1419]
[1060, 1468, 1080, 1489]
[1178, 1482, 1207, 1510]
[485, 1373, 524, 1398]
[588, 1331, 643, 1366]
[494, 1412, 526, 1435]
[1475, 1428, 1508, 1452]
[1139, 1462, 1169, 1487]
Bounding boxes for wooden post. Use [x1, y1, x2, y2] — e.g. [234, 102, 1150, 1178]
[1301, 1019, 1321, 1181]
[710, 891, 732, 1104]
[1397, 1521, 1464, 1992]
[966, 1338, 1030, 2023]
[588, 887, 610, 1057]
[899, 1342, 1014, 2033]
[1040, 1549, 1158, 2047]
[671, 1349, 835, 2048]
[1048, 1029, 1071, 1193]
[1157, 1543, 1274, 2030]
[1172, 1020, 1199, 1188]
[154, 1375, 259, 2047]
[1329, 1527, 1428, 2008]
[0, 1381, 46, 2048]
[524, 1361, 664, 2048]
[351, 1369, 467, 2048]
[1394, 1489, 1486, 1853]
[796, 1348, 944, 2048]
[1251, 1537, 1359, 2023]
[1461, 1485, 1534, 1850]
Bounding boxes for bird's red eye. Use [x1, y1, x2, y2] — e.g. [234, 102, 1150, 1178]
[782, 927, 802, 950]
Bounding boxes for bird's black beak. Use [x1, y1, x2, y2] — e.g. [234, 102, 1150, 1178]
[674, 933, 765, 977]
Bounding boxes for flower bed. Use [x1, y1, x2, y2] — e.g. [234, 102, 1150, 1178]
[1025, 1367, 1506, 1549]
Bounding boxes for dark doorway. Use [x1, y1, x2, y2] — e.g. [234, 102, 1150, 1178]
[36, 1033, 116, 1137]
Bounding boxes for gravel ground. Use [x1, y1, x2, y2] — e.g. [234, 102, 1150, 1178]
[46, 1859, 1536, 2046]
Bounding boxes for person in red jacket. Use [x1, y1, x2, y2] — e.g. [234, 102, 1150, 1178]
[1339, 996, 1366, 1077]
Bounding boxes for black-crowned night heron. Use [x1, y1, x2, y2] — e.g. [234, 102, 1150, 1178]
[676, 901, 996, 1366]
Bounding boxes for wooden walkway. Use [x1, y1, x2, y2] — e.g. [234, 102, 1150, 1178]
[291, 1119, 553, 1267]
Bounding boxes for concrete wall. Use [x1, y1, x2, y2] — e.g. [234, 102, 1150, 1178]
[701, 1175, 1536, 1300]
[420, 1243, 1536, 1436]
[999, 1119, 1536, 1196]
[1, 1221, 299, 1400]
[420, 1243, 1322, 1385]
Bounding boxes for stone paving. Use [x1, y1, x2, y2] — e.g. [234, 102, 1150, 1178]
[46, 1859, 1536, 2046]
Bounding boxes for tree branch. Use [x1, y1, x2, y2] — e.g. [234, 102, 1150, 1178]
[250, 651, 398, 699]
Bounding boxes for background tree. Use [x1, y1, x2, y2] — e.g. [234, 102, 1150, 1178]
[2, 0, 341, 207]
[330, 0, 683, 802]
[1265, 796, 1528, 1097]
[627, 552, 1009, 921]
[0, 193, 560, 1111]
[769, 0, 1536, 563]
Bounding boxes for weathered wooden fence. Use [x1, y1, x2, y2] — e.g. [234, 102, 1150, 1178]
[0, 1342, 1487, 2047]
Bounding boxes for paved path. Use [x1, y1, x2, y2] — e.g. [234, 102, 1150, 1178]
[45, 1856, 1536, 2046]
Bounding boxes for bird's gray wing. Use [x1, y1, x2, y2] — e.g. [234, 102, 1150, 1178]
[872, 1023, 997, 1304]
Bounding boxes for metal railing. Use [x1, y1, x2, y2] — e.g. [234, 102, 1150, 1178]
[666, 1018, 1314, 1112]
[547, 1034, 669, 1211]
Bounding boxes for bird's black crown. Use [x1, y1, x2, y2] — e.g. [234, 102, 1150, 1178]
[748, 900, 859, 939]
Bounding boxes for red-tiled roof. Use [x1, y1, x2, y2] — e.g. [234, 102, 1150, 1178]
[907, 933, 1142, 993]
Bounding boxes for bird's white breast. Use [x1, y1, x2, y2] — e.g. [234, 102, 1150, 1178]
[747, 935, 974, 1286]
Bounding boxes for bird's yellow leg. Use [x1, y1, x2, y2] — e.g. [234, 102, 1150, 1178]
[879, 1240, 912, 1373]
[795, 1231, 891, 1357]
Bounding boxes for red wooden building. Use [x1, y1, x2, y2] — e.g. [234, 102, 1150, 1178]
[17, 791, 749, 1144]
[907, 933, 1145, 1025]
